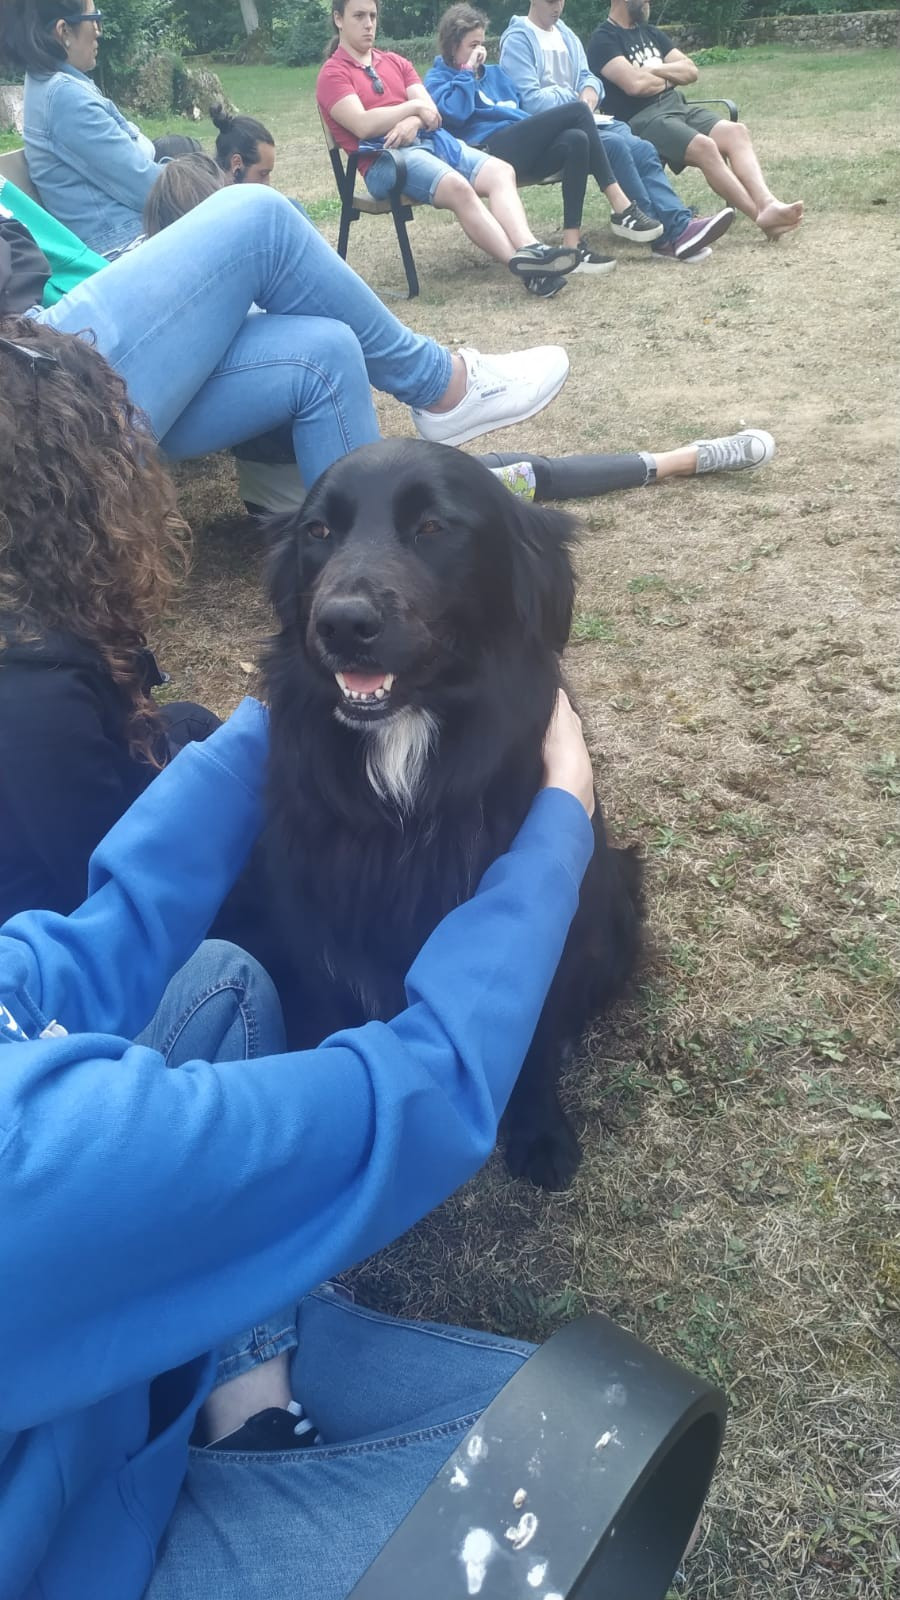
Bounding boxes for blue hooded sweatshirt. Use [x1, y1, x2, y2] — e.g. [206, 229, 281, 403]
[0, 697, 592, 1598]
[424, 55, 529, 144]
[498, 15, 605, 115]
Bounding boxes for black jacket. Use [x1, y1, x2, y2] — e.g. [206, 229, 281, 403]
[0, 213, 51, 315]
[0, 614, 164, 924]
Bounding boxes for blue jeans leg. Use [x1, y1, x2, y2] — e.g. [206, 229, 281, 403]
[160, 312, 380, 488]
[34, 185, 452, 469]
[136, 939, 287, 1065]
[147, 1289, 536, 1600]
[599, 121, 692, 242]
[136, 941, 297, 1374]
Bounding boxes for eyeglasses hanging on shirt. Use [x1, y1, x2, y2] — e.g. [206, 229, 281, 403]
[362, 64, 385, 95]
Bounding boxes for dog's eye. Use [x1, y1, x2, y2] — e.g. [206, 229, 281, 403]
[305, 522, 330, 541]
[415, 519, 441, 540]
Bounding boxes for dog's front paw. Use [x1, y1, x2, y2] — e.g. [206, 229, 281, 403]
[504, 1117, 582, 1191]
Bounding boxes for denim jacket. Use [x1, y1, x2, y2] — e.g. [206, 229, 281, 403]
[23, 63, 161, 255]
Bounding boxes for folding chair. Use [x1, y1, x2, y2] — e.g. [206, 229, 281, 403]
[320, 112, 420, 299]
[689, 97, 739, 122]
[0, 147, 41, 204]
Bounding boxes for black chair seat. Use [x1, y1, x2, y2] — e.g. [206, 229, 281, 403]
[348, 1311, 727, 1600]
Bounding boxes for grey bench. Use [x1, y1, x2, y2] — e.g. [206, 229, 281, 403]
[0, 146, 41, 203]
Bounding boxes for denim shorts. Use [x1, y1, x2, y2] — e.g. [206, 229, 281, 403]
[365, 138, 489, 204]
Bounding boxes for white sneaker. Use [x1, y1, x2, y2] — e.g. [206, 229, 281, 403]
[693, 429, 776, 473]
[412, 345, 569, 448]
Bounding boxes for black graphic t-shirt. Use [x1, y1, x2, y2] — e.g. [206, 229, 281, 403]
[587, 21, 676, 123]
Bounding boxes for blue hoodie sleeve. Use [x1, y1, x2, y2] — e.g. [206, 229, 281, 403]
[500, 19, 569, 112]
[566, 21, 605, 101]
[0, 755, 593, 1424]
[424, 56, 481, 128]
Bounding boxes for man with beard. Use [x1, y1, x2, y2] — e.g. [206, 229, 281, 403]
[588, 0, 804, 239]
[499, 0, 734, 261]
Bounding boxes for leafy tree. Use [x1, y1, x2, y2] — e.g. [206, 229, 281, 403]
[96, 0, 183, 93]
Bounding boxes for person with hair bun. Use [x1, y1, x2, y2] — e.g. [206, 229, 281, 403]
[211, 101, 277, 185]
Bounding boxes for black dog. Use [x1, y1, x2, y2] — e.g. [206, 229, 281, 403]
[259, 440, 642, 1190]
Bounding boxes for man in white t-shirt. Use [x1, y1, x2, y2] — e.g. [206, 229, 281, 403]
[500, 0, 734, 260]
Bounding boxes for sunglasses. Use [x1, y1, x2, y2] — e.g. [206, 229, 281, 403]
[363, 64, 384, 95]
[0, 335, 61, 372]
[61, 9, 103, 26]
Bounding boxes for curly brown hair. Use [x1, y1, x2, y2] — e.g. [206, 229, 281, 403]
[0, 318, 189, 762]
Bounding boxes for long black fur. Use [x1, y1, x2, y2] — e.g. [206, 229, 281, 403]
[259, 440, 642, 1189]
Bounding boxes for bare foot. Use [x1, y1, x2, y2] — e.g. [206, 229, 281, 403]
[756, 198, 804, 238]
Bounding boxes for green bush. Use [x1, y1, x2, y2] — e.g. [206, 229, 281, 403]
[663, 0, 748, 47]
[97, 1, 186, 95]
[274, 0, 332, 65]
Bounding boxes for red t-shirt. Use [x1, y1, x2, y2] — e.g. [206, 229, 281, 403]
[317, 46, 423, 175]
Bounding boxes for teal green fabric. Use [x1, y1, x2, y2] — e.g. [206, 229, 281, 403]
[0, 175, 106, 304]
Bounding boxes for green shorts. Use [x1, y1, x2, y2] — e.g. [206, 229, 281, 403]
[629, 88, 722, 175]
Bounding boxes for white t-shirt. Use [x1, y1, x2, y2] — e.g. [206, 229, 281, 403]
[523, 17, 577, 94]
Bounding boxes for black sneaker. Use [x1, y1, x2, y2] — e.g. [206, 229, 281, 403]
[574, 241, 617, 276]
[609, 202, 664, 244]
[508, 242, 580, 278]
[206, 1403, 321, 1452]
[522, 271, 568, 298]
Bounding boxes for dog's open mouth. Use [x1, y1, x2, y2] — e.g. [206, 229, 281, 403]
[335, 670, 396, 718]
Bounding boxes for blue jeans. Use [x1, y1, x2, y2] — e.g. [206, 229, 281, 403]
[34, 185, 453, 489]
[147, 1287, 535, 1600]
[136, 940, 298, 1379]
[599, 119, 692, 244]
[137, 943, 535, 1597]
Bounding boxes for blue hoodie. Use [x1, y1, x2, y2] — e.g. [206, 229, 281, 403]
[424, 55, 529, 144]
[0, 697, 593, 1598]
[498, 15, 605, 114]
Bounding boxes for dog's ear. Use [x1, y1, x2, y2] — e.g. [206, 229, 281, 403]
[263, 512, 305, 632]
[506, 498, 579, 652]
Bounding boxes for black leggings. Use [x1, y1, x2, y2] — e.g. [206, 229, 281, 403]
[483, 102, 616, 232]
[479, 451, 650, 500]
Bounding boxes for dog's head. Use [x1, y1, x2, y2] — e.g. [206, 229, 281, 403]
[264, 440, 578, 734]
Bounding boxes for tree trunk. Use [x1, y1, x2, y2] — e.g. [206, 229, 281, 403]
[238, 0, 260, 35]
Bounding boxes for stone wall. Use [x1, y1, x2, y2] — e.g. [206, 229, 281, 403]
[668, 10, 899, 52]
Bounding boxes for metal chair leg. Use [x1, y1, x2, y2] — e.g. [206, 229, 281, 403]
[390, 198, 419, 299]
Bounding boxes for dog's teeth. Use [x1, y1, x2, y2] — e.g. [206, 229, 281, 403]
[335, 672, 347, 692]
[383, 674, 395, 692]
[374, 688, 385, 700]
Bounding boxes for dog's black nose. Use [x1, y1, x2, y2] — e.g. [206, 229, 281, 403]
[315, 595, 383, 652]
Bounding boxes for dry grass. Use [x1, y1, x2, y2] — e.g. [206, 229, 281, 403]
[160, 46, 899, 1600]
